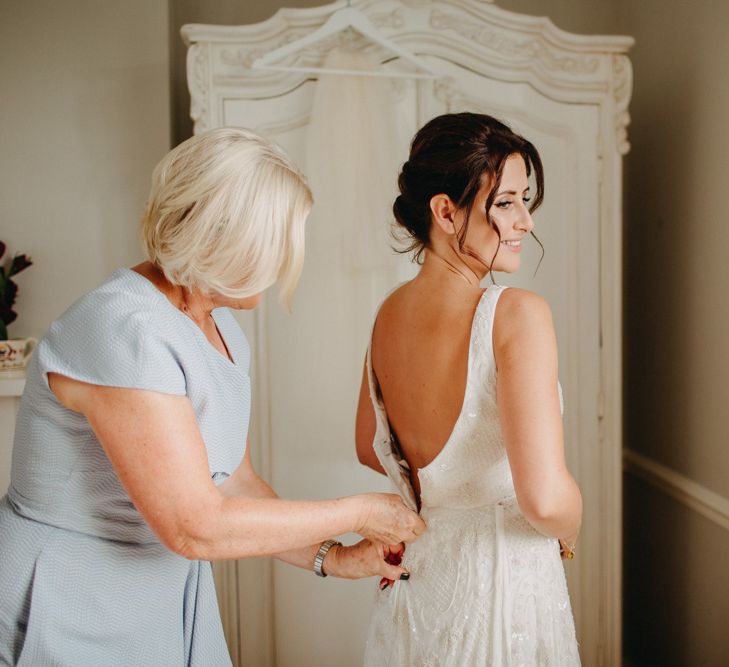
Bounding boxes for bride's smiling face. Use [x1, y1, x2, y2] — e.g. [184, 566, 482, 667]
[460, 153, 535, 274]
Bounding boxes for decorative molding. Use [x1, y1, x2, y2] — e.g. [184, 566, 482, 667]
[432, 76, 457, 111]
[432, 77, 578, 145]
[220, 31, 317, 71]
[371, 8, 405, 29]
[429, 9, 599, 75]
[187, 43, 211, 134]
[611, 54, 633, 155]
[624, 449, 729, 532]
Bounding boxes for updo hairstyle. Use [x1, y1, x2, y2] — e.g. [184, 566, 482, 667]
[393, 112, 545, 264]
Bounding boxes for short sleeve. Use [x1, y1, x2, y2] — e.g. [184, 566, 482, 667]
[36, 288, 186, 396]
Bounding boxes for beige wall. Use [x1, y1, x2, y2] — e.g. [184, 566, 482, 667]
[617, 1, 729, 664]
[0, 0, 170, 339]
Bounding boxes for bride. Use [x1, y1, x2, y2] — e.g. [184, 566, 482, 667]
[355, 113, 582, 665]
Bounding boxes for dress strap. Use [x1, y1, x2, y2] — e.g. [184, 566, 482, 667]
[464, 285, 509, 394]
[472, 285, 564, 414]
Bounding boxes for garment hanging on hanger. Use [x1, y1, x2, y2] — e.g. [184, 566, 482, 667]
[252, 4, 437, 80]
[305, 47, 404, 272]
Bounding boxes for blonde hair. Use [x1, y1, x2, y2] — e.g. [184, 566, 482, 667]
[141, 127, 311, 308]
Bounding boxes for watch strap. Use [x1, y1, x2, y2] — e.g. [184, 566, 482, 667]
[313, 539, 341, 577]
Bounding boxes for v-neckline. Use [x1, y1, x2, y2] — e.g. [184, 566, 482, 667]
[119, 268, 238, 368]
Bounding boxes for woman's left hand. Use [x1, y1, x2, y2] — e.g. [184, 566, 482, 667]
[323, 540, 408, 582]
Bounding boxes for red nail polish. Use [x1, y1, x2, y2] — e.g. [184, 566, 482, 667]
[385, 553, 402, 566]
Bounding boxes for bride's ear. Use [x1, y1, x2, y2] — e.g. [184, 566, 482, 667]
[429, 194, 460, 236]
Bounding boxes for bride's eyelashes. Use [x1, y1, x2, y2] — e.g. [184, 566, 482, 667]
[494, 197, 531, 209]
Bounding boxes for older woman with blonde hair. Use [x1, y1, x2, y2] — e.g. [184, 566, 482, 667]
[0, 128, 423, 666]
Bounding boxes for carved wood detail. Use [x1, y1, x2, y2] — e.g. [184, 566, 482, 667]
[187, 43, 210, 134]
[612, 54, 633, 155]
[429, 9, 599, 75]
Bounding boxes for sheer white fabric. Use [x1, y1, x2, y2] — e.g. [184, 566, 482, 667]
[305, 47, 402, 272]
[364, 285, 580, 666]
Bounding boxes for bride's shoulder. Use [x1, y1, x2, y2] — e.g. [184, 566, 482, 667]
[495, 286, 550, 311]
[493, 287, 556, 348]
[375, 281, 412, 318]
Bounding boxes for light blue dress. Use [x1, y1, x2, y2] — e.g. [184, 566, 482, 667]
[0, 268, 250, 666]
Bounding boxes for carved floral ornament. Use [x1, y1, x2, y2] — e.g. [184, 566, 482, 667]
[429, 9, 599, 76]
[188, 44, 210, 133]
[612, 54, 633, 155]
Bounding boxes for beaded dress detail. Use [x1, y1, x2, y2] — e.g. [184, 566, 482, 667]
[363, 285, 580, 666]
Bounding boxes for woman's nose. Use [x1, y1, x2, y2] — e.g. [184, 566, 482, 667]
[517, 207, 534, 233]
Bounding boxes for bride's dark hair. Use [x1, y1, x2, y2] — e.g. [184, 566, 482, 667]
[393, 112, 545, 267]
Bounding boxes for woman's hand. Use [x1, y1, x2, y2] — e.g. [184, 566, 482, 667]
[323, 540, 409, 581]
[354, 493, 425, 544]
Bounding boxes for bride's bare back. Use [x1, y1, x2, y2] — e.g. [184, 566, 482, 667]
[367, 281, 485, 500]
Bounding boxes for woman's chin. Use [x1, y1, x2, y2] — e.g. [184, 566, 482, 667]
[238, 294, 262, 310]
[493, 261, 520, 275]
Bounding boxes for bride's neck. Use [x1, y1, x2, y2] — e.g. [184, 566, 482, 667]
[418, 248, 486, 290]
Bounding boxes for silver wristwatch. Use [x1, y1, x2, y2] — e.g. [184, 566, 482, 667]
[313, 539, 341, 577]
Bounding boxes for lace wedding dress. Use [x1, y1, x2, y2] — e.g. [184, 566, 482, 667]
[363, 285, 581, 666]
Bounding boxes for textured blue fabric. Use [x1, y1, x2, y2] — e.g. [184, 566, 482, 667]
[0, 268, 250, 666]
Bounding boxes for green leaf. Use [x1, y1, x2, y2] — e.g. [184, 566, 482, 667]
[0, 320, 7, 340]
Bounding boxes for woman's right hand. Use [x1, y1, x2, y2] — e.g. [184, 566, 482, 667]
[324, 540, 409, 581]
[354, 493, 425, 544]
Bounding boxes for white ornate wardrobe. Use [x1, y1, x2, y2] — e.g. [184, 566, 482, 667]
[182, 2, 633, 665]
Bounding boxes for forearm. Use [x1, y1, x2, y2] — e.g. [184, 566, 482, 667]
[213, 470, 343, 568]
[183, 493, 361, 561]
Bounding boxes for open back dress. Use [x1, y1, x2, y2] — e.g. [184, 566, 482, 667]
[363, 285, 581, 666]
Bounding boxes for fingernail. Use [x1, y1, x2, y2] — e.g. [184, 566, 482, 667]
[399, 572, 410, 581]
[380, 581, 390, 590]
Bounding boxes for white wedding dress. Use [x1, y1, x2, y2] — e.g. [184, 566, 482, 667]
[363, 285, 581, 666]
